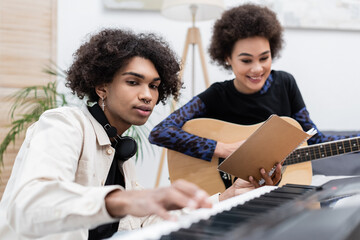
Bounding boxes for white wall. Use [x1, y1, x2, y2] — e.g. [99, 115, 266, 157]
[58, 0, 360, 189]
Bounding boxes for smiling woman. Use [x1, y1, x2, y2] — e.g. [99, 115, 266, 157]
[149, 3, 359, 194]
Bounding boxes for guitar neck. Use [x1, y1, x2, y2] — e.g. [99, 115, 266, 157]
[284, 136, 360, 166]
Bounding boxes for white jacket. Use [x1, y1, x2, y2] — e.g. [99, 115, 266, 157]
[0, 105, 159, 240]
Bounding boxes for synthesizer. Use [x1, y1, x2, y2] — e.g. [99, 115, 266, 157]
[112, 176, 360, 240]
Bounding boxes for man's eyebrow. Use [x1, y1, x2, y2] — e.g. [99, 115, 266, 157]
[238, 50, 270, 57]
[122, 72, 161, 81]
[122, 72, 144, 78]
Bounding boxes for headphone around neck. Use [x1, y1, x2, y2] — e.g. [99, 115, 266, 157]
[88, 103, 137, 161]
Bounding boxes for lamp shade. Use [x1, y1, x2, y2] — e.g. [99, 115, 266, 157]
[161, 0, 225, 22]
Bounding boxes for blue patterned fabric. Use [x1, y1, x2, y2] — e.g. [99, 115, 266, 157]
[259, 73, 273, 94]
[292, 107, 358, 144]
[149, 97, 216, 161]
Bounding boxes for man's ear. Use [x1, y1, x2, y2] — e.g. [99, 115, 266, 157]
[225, 57, 231, 66]
[95, 84, 107, 99]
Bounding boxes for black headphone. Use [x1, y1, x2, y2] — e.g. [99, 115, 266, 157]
[88, 103, 137, 161]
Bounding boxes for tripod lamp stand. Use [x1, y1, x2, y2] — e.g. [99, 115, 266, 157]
[154, 0, 224, 188]
[161, 0, 224, 96]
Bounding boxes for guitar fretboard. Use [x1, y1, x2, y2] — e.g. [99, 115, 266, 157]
[283, 136, 360, 166]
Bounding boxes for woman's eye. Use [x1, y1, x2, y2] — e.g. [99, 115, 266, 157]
[241, 59, 251, 64]
[260, 56, 269, 61]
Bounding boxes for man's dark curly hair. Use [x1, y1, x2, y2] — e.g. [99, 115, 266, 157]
[66, 28, 181, 104]
[209, 4, 284, 70]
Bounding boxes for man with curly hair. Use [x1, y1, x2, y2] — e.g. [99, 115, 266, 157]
[0, 29, 213, 240]
[149, 4, 354, 194]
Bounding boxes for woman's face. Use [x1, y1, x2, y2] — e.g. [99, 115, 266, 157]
[226, 36, 272, 94]
[99, 56, 161, 134]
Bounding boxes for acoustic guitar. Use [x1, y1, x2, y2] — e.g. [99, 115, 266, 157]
[167, 117, 360, 195]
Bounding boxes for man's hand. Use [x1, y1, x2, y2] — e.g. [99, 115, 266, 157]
[105, 179, 212, 220]
[219, 178, 255, 201]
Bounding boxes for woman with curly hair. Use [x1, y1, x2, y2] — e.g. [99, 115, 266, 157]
[149, 4, 353, 194]
[0, 28, 213, 240]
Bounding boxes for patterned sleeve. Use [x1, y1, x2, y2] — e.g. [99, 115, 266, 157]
[292, 107, 359, 145]
[149, 96, 216, 161]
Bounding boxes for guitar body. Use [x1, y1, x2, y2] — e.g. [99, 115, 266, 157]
[167, 117, 312, 195]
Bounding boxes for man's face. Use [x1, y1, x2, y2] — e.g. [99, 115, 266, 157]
[102, 56, 161, 134]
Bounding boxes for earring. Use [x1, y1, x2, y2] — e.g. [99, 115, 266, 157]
[101, 97, 106, 111]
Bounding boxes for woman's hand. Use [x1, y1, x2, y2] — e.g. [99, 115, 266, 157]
[214, 140, 245, 159]
[219, 163, 282, 201]
[105, 179, 212, 220]
[248, 163, 282, 188]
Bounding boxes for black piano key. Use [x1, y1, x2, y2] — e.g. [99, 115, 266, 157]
[256, 195, 291, 204]
[180, 221, 234, 236]
[195, 219, 236, 229]
[262, 191, 299, 199]
[242, 202, 274, 210]
[219, 210, 256, 220]
[209, 212, 250, 224]
[231, 204, 272, 215]
[245, 198, 283, 207]
[223, 206, 272, 221]
[219, 210, 254, 217]
[273, 187, 311, 195]
[283, 183, 321, 190]
[194, 219, 239, 230]
[192, 216, 243, 230]
[160, 229, 220, 240]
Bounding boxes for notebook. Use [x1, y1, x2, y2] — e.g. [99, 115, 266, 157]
[217, 114, 316, 183]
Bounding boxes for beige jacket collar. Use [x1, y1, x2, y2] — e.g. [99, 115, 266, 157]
[82, 104, 111, 147]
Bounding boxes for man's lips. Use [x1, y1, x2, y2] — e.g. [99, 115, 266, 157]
[134, 105, 152, 116]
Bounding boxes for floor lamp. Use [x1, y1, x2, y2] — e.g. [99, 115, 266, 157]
[154, 0, 224, 188]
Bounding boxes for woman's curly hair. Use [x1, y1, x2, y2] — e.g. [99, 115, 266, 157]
[209, 4, 284, 70]
[66, 28, 181, 104]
